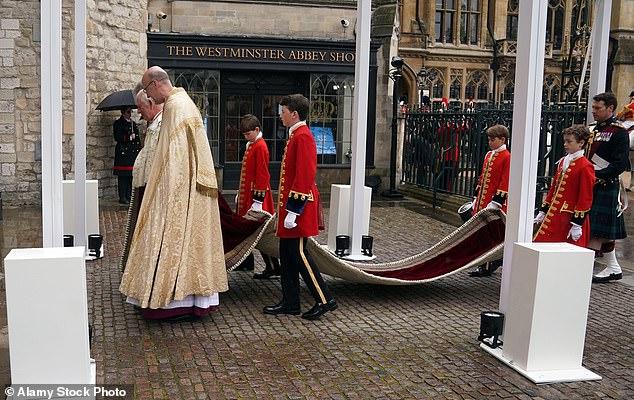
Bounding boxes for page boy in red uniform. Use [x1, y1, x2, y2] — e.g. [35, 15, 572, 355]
[468, 124, 510, 277]
[236, 114, 279, 279]
[534, 125, 595, 247]
[263, 94, 337, 320]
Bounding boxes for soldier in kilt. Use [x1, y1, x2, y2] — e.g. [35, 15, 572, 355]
[586, 92, 629, 283]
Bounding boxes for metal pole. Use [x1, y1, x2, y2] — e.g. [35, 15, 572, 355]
[498, 0, 548, 313]
[587, 0, 612, 122]
[382, 67, 404, 198]
[74, 0, 87, 248]
[41, 0, 63, 247]
[347, 0, 372, 258]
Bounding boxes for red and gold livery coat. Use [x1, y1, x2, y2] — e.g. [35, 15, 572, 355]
[616, 101, 634, 121]
[533, 155, 595, 247]
[276, 123, 320, 238]
[236, 138, 274, 216]
[473, 148, 510, 213]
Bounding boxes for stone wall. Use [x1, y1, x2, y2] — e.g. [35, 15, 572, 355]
[84, 0, 147, 201]
[0, 0, 147, 206]
[0, 1, 41, 204]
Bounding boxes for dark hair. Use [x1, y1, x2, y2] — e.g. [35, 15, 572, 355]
[122, 107, 133, 114]
[240, 114, 261, 133]
[562, 124, 591, 144]
[630, 90, 634, 98]
[486, 124, 509, 141]
[592, 92, 618, 111]
[279, 94, 309, 121]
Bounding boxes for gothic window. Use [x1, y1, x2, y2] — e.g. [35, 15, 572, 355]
[435, 0, 456, 43]
[460, 0, 480, 45]
[465, 70, 489, 101]
[450, 69, 463, 99]
[506, 0, 519, 41]
[546, 0, 565, 50]
[543, 74, 561, 104]
[502, 81, 515, 103]
[170, 69, 221, 162]
[309, 74, 355, 165]
[426, 68, 445, 99]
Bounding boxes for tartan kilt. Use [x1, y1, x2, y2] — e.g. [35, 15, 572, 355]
[589, 181, 627, 240]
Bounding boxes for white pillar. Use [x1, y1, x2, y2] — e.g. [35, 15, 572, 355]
[499, 0, 548, 313]
[348, 0, 372, 257]
[587, 0, 612, 123]
[5, 247, 93, 384]
[74, 0, 88, 247]
[483, 243, 601, 383]
[41, 0, 64, 247]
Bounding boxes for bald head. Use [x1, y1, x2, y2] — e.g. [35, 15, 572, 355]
[141, 66, 172, 104]
[136, 90, 163, 122]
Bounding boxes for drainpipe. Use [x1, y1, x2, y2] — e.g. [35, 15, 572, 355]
[487, 1, 499, 104]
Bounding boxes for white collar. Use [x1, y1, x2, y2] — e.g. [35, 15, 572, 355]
[289, 120, 307, 134]
[246, 131, 263, 149]
[562, 149, 584, 170]
[491, 144, 506, 153]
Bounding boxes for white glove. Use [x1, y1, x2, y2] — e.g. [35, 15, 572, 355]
[284, 212, 298, 229]
[234, 193, 239, 205]
[534, 211, 545, 224]
[250, 201, 263, 212]
[567, 223, 582, 242]
[471, 197, 477, 209]
[486, 201, 501, 210]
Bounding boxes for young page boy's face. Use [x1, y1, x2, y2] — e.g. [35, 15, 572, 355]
[563, 134, 584, 155]
[488, 136, 505, 151]
[243, 127, 260, 143]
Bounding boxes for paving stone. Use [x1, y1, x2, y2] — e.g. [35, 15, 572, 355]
[0, 197, 632, 398]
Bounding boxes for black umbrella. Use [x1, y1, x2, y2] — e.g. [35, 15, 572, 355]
[96, 89, 137, 111]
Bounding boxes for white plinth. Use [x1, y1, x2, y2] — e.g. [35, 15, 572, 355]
[5, 247, 93, 384]
[63, 179, 100, 236]
[327, 184, 372, 252]
[485, 242, 601, 384]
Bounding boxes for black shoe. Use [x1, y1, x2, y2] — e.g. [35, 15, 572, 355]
[301, 299, 338, 320]
[469, 265, 492, 277]
[592, 273, 622, 283]
[234, 255, 255, 271]
[118, 199, 130, 205]
[253, 269, 281, 279]
[164, 314, 201, 323]
[263, 302, 300, 315]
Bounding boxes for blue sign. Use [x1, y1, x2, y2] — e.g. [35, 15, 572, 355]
[311, 126, 336, 155]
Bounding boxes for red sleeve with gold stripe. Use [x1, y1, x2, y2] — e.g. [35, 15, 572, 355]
[491, 149, 510, 205]
[251, 140, 271, 202]
[286, 131, 317, 215]
[570, 158, 595, 226]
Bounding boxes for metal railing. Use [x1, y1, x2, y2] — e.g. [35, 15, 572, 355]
[401, 104, 586, 205]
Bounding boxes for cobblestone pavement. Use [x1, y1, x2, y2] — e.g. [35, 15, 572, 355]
[0, 195, 633, 399]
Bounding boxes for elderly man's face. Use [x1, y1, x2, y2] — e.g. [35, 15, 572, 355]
[137, 101, 153, 122]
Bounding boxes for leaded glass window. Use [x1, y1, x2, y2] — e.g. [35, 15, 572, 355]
[170, 69, 221, 163]
[460, 0, 480, 45]
[309, 74, 355, 165]
[436, 0, 456, 43]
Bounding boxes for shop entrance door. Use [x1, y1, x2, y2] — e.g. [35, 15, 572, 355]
[220, 71, 306, 191]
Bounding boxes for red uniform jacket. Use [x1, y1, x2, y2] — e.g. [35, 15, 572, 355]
[534, 155, 595, 247]
[473, 147, 510, 213]
[276, 123, 320, 238]
[236, 137, 274, 216]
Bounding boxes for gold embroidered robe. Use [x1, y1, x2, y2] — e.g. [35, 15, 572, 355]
[120, 87, 228, 309]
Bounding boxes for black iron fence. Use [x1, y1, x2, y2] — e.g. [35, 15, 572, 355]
[401, 104, 587, 204]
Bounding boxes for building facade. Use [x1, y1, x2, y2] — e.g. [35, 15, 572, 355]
[397, 0, 633, 110]
[0, 0, 631, 205]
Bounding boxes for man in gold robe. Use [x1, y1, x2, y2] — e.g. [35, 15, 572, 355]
[120, 66, 227, 321]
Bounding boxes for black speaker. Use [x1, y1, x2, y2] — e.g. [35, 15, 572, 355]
[87, 234, 103, 258]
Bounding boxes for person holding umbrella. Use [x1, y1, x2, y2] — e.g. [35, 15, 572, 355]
[113, 107, 140, 204]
